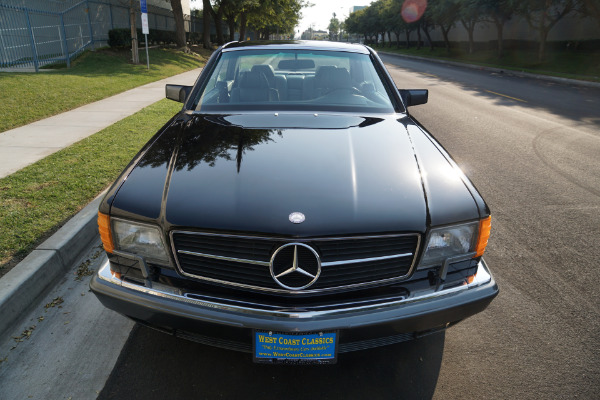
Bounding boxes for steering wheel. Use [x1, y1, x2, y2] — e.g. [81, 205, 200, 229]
[325, 87, 362, 96]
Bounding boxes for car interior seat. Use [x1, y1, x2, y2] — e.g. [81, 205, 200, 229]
[230, 70, 280, 103]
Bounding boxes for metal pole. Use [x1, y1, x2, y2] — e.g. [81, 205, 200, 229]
[145, 33, 149, 70]
[108, 3, 113, 30]
[60, 13, 70, 68]
[84, 0, 94, 47]
[24, 10, 39, 72]
[0, 23, 7, 69]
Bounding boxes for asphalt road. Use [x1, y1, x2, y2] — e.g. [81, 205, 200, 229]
[1, 55, 597, 400]
[100, 55, 600, 399]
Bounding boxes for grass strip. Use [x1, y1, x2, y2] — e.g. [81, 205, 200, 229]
[0, 99, 182, 277]
[374, 46, 600, 83]
[0, 47, 210, 133]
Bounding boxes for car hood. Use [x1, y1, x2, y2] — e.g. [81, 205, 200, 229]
[109, 113, 480, 236]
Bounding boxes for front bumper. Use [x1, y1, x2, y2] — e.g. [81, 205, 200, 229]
[90, 259, 498, 352]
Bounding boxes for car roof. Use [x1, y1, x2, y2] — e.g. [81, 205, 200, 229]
[221, 40, 371, 54]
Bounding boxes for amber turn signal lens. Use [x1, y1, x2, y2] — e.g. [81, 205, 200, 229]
[98, 212, 114, 253]
[474, 216, 491, 257]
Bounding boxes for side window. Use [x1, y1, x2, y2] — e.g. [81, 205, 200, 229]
[205, 56, 231, 92]
[197, 56, 232, 108]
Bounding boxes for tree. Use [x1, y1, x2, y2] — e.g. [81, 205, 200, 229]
[381, 0, 407, 48]
[247, 0, 305, 40]
[170, 0, 189, 50]
[459, 0, 485, 54]
[237, 0, 260, 41]
[129, 0, 139, 63]
[345, 6, 379, 45]
[328, 13, 340, 41]
[480, 0, 516, 57]
[429, 0, 460, 53]
[202, 0, 212, 48]
[222, 1, 238, 41]
[207, 0, 229, 45]
[362, 2, 381, 44]
[575, 0, 600, 27]
[418, 10, 436, 50]
[344, 9, 364, 42]
[219, 0, 260, 42]
[371, 0, 387, 46]
[517, 0, 575, 62]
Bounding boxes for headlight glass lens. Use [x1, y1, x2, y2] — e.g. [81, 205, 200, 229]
[419, 223, 477, 268]
[112, 220, 170, 264]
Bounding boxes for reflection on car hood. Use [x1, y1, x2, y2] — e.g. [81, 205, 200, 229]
[110, 113, 480, 236]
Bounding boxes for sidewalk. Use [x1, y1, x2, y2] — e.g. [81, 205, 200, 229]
[0, 68, 202, 179]
[0, 68, 202, 340]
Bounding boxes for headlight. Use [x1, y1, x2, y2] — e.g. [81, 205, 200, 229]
[112, 219, 170, 264]
[418, 222, 478, 269]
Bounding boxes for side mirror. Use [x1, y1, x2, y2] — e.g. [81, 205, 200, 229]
[399, 89, 428, 107]
[166, 84, 193, 103]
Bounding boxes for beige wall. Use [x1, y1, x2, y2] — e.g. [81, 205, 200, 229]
[148, 0, 191, 16]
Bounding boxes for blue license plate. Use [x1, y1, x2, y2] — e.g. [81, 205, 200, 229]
[253, 330, 338, 364]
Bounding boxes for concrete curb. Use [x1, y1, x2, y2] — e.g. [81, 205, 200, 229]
[0, 191, 105, 339]
[377, 51, 600, 89]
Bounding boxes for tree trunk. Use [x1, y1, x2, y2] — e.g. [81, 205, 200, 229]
[495, 20, 504, 58]
[239, 12, 247, 41]
[441, 26, 450, 53]
[387, 31, 392, 48]
[538, 28, 548, 62]
[206, 0, 225, 45]
[468, 27, 474, 53]
[394, 31, 400, 48]
[416, 25, 422, 50]
[214, 9, 225, 45]
[170, 0, 187, 49]
[461, 19, 475, 54]
[422, 25, 433, 50]
[129, 0, 139, 64]
[227, 16, 235, 41]
[405, 29, 411, 49]
[202, 0, 211, 49]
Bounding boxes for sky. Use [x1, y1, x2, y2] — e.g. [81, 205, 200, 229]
[295, 1, 371, 35]
[189, 0, 371, 36]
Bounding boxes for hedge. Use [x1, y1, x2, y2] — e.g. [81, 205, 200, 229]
[108, 28, 178, 47]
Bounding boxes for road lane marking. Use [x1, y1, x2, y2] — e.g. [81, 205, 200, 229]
[485, 90, 527, 103]
[421, 72, 437, 78]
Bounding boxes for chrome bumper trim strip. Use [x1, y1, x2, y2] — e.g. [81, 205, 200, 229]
[177, 249, 413, 268]
[177, 250, 271, 267]
[97, 259, 492, 319]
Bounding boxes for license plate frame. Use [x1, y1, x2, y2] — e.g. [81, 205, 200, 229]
[253, 330, 338, 365]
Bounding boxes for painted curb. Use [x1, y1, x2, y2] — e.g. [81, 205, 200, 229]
[377, 51, 600, 89]
[0, 191, 105, 339]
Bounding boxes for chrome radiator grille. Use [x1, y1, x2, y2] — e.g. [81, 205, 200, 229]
[171, 231, 420, 294]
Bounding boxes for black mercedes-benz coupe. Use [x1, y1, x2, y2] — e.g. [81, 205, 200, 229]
[91, 41, 498, 364]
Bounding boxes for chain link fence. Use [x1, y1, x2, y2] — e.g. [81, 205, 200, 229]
[0, 0, 181, 71]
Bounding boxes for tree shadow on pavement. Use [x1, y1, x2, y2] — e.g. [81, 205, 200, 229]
[98, 324, 445, 400]
[380, 54, 600, 129]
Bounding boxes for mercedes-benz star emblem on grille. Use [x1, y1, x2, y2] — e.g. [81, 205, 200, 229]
[288, 212, 305, 224]
[270, 243, 321, 290]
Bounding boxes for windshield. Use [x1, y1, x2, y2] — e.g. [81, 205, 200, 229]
[193, 49, 396, 113]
